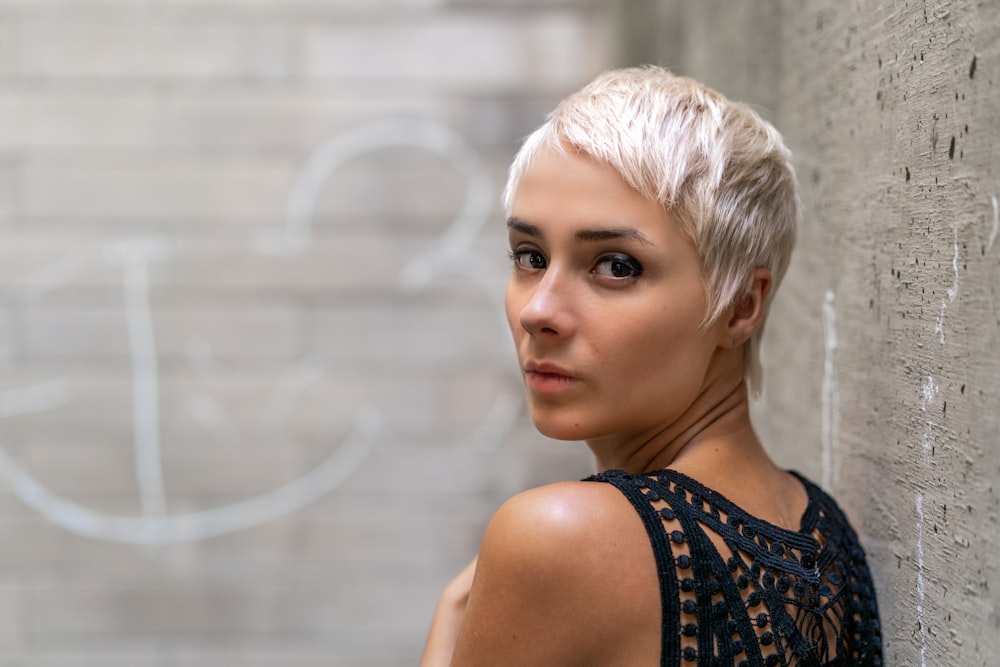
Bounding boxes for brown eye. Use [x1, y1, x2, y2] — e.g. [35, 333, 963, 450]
[509, 249, 547, 270]
[593, 254, 643, 279]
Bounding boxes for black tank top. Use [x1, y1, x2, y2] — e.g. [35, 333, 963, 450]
[585, 468, 882, 666]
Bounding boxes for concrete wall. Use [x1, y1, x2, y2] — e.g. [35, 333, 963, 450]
[0, 1, 610, 664]
[622, 1, 1000, 664]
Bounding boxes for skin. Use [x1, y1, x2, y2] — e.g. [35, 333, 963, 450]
[421, 145, 808, 666]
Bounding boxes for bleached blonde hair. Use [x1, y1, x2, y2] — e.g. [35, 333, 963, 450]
[502, 66, 799, 396]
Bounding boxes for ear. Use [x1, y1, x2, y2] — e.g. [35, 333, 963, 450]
[721, 268, 772, 349]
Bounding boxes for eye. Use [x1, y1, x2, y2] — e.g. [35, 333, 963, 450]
[593, 254, 643, 280]
[508, 248, 547, 271]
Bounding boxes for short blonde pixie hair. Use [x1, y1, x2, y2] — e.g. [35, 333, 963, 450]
[502, 66, 799, 396]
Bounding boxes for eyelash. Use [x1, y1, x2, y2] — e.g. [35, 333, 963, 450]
[507, 248, 644, 281]
[594, 254, 644, 280]
[507, 248, 546, 271]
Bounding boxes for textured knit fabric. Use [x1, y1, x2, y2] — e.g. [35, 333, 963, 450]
[585, 468, 882, 667]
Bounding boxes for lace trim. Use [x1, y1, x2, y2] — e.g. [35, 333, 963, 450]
[587, 468, 882, 667]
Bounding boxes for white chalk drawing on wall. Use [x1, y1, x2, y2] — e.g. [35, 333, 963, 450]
[0, 118, 517, 544]
[934, 224, 960, 343]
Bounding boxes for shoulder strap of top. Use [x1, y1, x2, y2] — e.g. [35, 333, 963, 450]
[585, 470, 679, 667]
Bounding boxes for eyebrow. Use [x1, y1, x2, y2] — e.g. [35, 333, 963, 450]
[507, 217, 655, 247]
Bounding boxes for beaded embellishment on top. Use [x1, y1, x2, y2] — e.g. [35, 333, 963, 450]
[585, 469, 882, 667]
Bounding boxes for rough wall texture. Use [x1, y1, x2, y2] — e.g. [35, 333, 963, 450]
[624, 1, 1000, 664]
[773, 4, 1000, 665]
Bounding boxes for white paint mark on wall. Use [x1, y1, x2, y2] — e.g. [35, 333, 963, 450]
[947, 226, 959, 302]
[0, 119, 512, 544]
[258, 118, 493, 262]
[0, 407, 379, 544]
[921, 429, 934, 456]
[0, 380, 73, 420]
[921, 428, 935, 456]
[934, 303, 947, 344]
[915, 491, 929, 667]
[184, 341, 326, 429]
[0, 232, 383, 544]
[118, 242, 167, 521]
[919, 375, 937, 455]
[914, 373, 938, 665]
[989, 195, 998, 252]
[935, 226, 960, 343]
[820, 289, 840, 490]
[921, 375, 939, 411]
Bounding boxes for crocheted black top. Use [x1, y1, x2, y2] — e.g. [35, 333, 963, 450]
[585, 468, 882, 667]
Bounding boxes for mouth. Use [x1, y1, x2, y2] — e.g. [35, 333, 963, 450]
[523, 360, 578, 393]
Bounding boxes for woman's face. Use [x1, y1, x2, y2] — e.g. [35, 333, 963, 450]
[505, 145, 728, 445]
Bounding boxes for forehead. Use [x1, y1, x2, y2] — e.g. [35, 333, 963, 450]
[509, 145, 673, 238]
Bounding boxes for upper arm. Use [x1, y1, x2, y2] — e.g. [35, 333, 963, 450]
[449, 482, 660, 666]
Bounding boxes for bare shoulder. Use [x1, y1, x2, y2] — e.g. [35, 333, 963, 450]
[487, 480, 637, 555]
[450, 481, 661, 666]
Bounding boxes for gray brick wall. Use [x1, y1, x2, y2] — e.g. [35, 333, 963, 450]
[0, 2, 612, 664]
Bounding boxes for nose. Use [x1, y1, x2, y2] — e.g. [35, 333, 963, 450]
[511, 269, 575, 339]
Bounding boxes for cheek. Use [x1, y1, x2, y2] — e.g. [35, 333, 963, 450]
[614, 305, 710, 378]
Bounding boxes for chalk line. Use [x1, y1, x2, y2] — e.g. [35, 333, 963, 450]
[920, 375, 939, 412]
[934, 226, 960, 343]
[934, 303, 947, 344]
[120, 245, 166, 521]
[257, 118, 492, 265]
[0, 379, 73, 420]
[0, 407, 380, 544]
[947, 226, 959, 303]
[914, 375, 937, 665]
[0, 120, 511, 545]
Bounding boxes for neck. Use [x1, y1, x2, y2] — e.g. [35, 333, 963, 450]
[585, 375, 764, 475]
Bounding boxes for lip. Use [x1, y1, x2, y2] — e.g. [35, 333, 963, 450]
[523, 360, 579, 393]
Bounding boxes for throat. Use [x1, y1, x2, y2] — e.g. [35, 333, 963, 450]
[586, 379, 757, 475]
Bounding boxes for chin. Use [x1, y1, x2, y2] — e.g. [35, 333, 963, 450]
[529, 409, 599, 442]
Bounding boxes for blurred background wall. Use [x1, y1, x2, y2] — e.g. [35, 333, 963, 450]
[0, 1, 996, 665]
[0, 1, 611, 664]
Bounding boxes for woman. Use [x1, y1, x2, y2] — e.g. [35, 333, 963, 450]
[422, 66, 882, 666]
